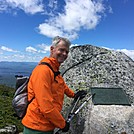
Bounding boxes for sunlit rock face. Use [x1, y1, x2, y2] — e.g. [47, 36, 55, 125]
[83, 105, 134, 134]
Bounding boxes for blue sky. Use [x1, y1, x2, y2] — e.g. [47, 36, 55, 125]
[0, 0, 134, 62]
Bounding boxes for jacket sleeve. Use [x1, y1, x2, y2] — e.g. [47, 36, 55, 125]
[64, 84, 75, 98]
[63, 80, 75, 98]
[30, 65, 66, 129]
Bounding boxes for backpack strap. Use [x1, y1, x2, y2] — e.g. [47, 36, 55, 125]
[39, 62, 60, 82]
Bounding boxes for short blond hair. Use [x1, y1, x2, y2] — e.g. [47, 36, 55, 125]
[52, 36, 71, 47]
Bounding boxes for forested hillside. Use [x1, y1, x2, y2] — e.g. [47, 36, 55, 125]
[0, 85, 23, 132]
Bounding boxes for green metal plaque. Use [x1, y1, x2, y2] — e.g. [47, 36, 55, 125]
[91, 87, 131, 106]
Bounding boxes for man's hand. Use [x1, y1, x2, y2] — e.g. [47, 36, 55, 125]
[61, 121, 70, 132]
[74, 90, 87, 101]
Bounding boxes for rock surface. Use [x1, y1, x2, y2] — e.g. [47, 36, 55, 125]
[60, 45, 134, 134]
[84, 105, 134, 134]
[0, 125, 18, 134]
[61, 45, 134, 105]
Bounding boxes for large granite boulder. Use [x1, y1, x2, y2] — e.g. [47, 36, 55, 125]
[60, 45, 134, 134]
[61, 45, 134, 105]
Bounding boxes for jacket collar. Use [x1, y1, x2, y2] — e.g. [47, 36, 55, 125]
[39, 57, 60, 72]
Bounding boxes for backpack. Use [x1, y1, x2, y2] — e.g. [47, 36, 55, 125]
[12, 62, 60, 119]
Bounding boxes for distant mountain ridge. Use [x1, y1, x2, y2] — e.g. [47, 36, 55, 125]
[0, 62, 37, 87]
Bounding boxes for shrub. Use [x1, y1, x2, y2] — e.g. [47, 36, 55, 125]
[0, 85, 23, 132]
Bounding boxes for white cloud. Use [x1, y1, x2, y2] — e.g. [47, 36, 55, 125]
[70, 44, 79, 48]
[0, 1, 8, 13]
[0, 46, 19, 52]
[37, 43, 50, 53]
[0, 0, 44, 14]
[38, 0, 106, 40]
[102, 46, 134, 60]
[48, 0, 58, 10]
[116, 49, 134, 60]
[25, 44, 50, 54]
[38, 23, 63, 37]
[0, 0, 109, 40]
[26, 46, 38, 53]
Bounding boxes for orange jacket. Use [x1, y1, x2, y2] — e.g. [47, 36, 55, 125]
[22, 57, 75, 131]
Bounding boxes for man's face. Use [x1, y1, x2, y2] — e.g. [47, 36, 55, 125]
[50, 40, 69, 64]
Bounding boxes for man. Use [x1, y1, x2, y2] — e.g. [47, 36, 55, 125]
[22, 36, 86, 134]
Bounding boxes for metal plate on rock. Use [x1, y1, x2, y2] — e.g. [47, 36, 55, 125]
[91, 87, 131, 106]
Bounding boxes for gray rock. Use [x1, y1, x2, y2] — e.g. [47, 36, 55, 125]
[0, 125, 18, 134]
[84, 105, 134, 134]
[60, 45, 134, 134]
[61, 45, 134, 105]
